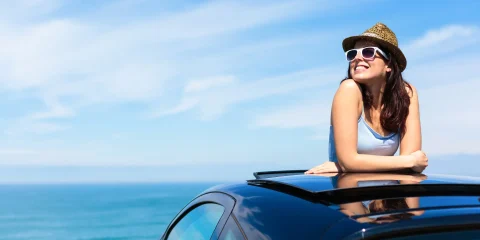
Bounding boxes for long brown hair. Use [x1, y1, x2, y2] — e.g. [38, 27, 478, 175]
[369, 198, 409, 213]
[343, 48, 412, 136]
[368, 198, 414, 223]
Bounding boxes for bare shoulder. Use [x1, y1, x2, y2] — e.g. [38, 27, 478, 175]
[337, 79, 362, 97]
[331, 79, 363, 123]
[332, 79, 362, 112]
[340, 78, 361, 89]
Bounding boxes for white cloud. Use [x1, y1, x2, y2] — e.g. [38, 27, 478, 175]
[148, 1, 318, 41]
[149, 98, 199, 118]
[5, 121, 70, 135]
[28, 97, 75, 120]
[0, 0, 332, 134]
[403, 25, 480, 61]
[250, 98, 333, 139]
[0, 0, 62, 22]
[404, 54, 478, 86]
[0, 149, 37, 155]
[184, 75, 236, 93]
[406, 25, 478, 49]
[155, 23, 480, 124]
[158, 66, 344, 120]
[252, 100, 331, 129]
[0, 143, 289, 167]
[420, 77, 480, 155]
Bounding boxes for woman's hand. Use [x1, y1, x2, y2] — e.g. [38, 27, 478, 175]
[305, 161, 342, 174]
[410, 150, 428, 173]
[405, 174, 428, 183]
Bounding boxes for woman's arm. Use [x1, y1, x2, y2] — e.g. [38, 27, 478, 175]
[400, 179, 425, 216]
[400, 84, 422, 155]
[337, 173, 427, 185]
[336, 173, 369, 217]
[331, 80, 415, 172]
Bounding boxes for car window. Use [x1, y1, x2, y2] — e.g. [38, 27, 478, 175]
[167, 203, 225, 240]
[219, 215, 245, 240]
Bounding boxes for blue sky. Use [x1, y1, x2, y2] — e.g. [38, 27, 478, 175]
[0, 0, 479, 183]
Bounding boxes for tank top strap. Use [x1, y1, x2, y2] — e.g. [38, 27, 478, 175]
[359, 103, 365, 122]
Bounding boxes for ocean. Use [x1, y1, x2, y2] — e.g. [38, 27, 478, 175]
[0, 182, 220, 240]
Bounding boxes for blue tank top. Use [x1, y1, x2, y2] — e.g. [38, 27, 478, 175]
[357, 180, 400, 208]
[328, 107, 400, 163]
[328, 106, 400, 189]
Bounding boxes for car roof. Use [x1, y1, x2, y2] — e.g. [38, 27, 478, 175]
[204, 171, 480, 239]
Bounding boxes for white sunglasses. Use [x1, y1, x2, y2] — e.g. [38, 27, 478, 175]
[345, 47, 389, 62]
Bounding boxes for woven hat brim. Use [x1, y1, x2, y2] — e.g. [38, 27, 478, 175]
[342, 35, 407, 72]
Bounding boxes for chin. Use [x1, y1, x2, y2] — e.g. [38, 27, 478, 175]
[350, 68, 384, 84]
[351, 72, 373, 83]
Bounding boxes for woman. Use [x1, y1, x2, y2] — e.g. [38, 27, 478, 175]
[306, 23, 428, 174]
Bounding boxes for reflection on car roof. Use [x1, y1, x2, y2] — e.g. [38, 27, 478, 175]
[246, 171, 480, 225]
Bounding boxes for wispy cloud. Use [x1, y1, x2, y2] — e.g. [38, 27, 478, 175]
[0, 0, 326, 93]
[406, 25, 478, 49]
[250, 97, 333, 140]
[155, 23, 479, 126]
[156, 66, 344, 120]
[0, 149, 37, 156]
[0, 0, 62, 22]
[250, 97, 332, 129]
[403, 24, 480, 61]
[150, 98, 199, 118]
[0, 0, 335, 134]
[28, 97, 75, 120]
[5, 121, 70, 136]
[184, 75, 236, 93]
[420, 77, 480, 155]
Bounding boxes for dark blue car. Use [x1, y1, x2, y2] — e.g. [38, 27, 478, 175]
[160, 170, 480, 239]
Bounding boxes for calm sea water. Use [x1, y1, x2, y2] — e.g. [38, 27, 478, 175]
[0, 183, 219, 240]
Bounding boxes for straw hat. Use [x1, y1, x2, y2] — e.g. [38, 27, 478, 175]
[342, 22, 407, 72]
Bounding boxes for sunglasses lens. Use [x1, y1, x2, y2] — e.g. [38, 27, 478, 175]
[346, 50, 357, 61]
[362, 47, 375, 59]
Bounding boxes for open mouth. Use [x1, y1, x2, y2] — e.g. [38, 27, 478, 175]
[355, 65, 369, 71]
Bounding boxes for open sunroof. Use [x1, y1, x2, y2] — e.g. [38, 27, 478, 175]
[253, 170, 308, 179]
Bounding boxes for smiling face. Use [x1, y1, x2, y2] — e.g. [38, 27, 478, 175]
[349, 40, 391, 84]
